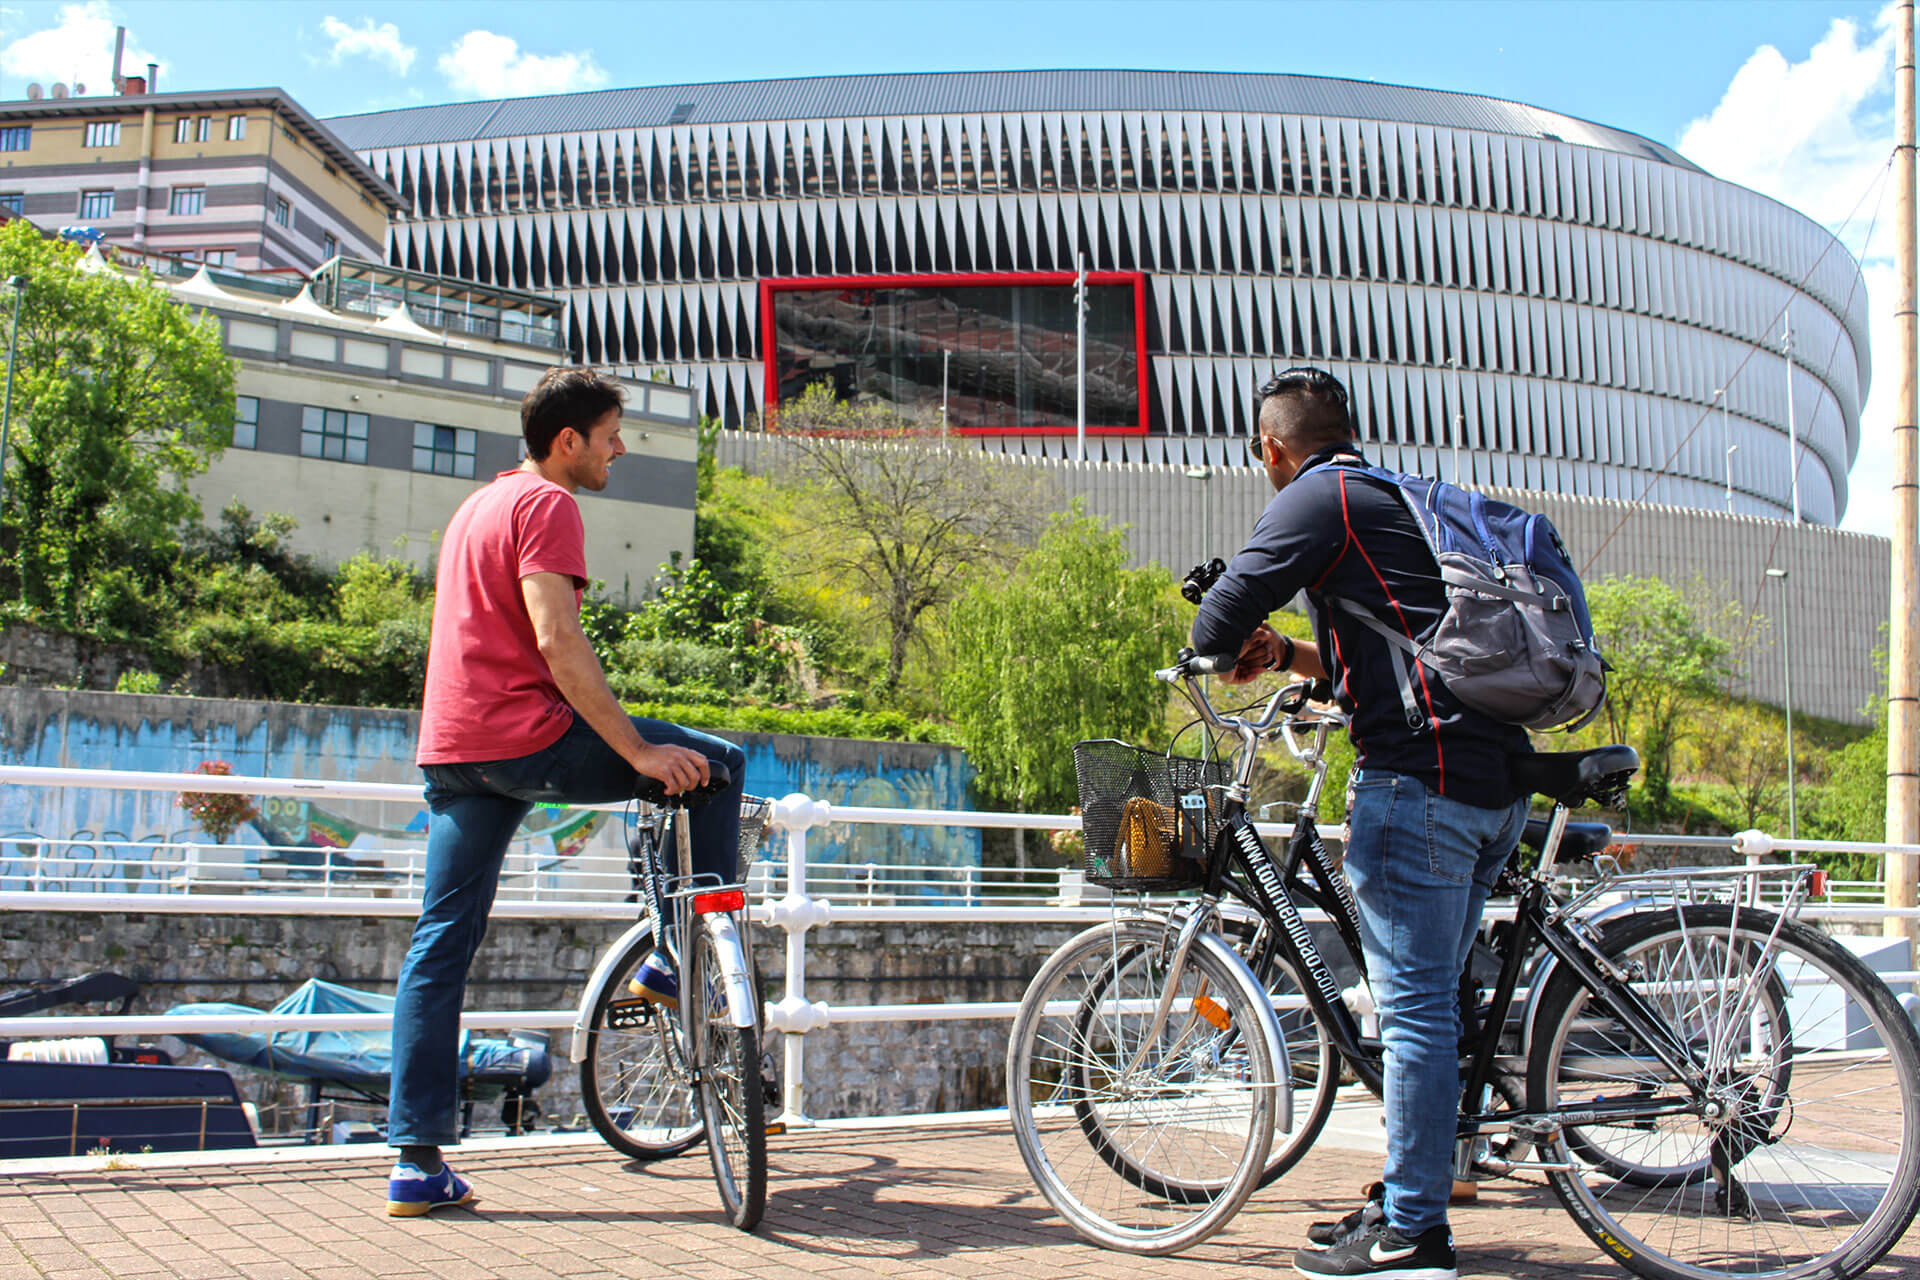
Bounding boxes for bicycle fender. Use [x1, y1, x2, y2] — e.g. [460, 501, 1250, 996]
[703, 913, 760, 1030]
[1194, 929, 1294, 1137]
[569, 918, 658, 1063]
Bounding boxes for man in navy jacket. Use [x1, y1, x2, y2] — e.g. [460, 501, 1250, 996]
[1192, 367, 1531, 1280]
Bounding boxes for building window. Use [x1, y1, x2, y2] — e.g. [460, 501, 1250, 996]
[300, 406, 368, 463]
[83, 121, 120, 147]
[0, 126, 29, 152]
[273, 197, 291, 227]
[233, 396, 259, 449]
[196, 116, 211, 142]
[203, 249, 232, 267]
[169, 186, 205, 216]
[174, 117, 190, 143]
[226, 114, 247, 141]
[79, 189, 114, 219]
[0, 194, 21, 216]
[412, 423, 476, 478]
[321, 231, 338, 260]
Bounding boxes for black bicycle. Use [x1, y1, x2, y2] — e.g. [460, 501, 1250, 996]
[1007, 654, 1920, 1278]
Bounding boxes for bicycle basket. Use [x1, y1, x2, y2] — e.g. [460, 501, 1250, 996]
[1072, 739, 1229, 891]
[737, 795, 772, 881]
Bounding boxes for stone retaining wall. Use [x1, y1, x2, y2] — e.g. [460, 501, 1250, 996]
[0, 909, 1082, 1140]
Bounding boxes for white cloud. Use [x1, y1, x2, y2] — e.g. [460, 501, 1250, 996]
[321, 15, 415, 76]
[1676, 4, 1905, 537]
[437, 30, 607, 99]
[0, 0, 162, 93]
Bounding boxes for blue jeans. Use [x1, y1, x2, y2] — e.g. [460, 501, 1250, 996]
[1343, 769, 1528, 1236]
[388, 712, 746, 1148]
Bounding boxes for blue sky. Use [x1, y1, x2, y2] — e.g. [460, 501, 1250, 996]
[0, 0, 1906, 534]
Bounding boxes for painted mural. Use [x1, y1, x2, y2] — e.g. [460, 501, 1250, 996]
[0, 689, 979, 897]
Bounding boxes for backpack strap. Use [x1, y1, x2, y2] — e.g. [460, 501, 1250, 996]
[1328, 596, 1428, 729]
[1320, 459, 1443, 730]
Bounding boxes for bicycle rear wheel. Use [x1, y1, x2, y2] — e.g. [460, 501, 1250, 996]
[1006, 917, 1279, 1255]
[689, 913, 766, 1230]
[578, 927, 703, 1160]
[1529, 904, 1920, 1280]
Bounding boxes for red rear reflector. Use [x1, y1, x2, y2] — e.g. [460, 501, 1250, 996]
[1808, 869, 1830, 897]
[693, 890, 745, 914]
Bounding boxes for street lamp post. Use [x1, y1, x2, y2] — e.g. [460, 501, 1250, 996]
[1184, 465, 1211, 565]
[1766, 567, 1797, 838]
[0, 275, 26, 516]
[1714, 387, 1734, 513]
[1074, 256, 1088, 463]
[1445, 358, 1465, 485]
[940, 348, 951, 440]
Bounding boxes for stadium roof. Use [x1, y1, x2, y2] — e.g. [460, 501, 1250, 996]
[324, 69, 1699, 171]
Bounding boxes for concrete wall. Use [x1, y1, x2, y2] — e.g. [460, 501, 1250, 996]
[717, 435, 1886, 724]
[0, 687, 980, 894]
[0, 909, 1073, 1134]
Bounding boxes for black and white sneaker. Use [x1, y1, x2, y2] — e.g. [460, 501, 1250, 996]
[1306, 1181, 1385, 1250]
[1292, 1219, 1456, 1280]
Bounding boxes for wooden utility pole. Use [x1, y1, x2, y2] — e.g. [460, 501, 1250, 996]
[1887, 0, 1918, 939]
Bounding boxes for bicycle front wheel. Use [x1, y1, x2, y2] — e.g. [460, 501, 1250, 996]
[1218, 914, 1341, 1187]
[1529, 904, 1920, 1280]
[689, 913, 766, 1230]
[578, 927, 703, 1160]
[1007, 917, 1280, 1255]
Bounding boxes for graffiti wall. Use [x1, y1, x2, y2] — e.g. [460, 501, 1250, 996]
[0, 689, 978, 895]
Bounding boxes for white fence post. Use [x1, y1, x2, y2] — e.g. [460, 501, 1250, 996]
[764, 793, 833, 1127]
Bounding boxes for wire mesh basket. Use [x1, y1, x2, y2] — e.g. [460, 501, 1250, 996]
[1072, 739, 1229, 891]
[737, 795, 772, 881]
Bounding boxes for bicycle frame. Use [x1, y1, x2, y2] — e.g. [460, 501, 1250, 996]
[1163, 661, 1722, 1152]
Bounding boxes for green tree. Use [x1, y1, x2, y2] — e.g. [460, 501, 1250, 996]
[0, 222, 236, 622]
[771, 383, 1049, 694]
[942, 508, 1186, 813]
[1587, 576, 1740, 807]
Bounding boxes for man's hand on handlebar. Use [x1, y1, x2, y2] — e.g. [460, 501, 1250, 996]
[630, 741, 710, 796]
[1222, 622, 1286, 685]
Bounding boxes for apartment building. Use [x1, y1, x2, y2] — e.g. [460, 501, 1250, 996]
[1, 87, 398, 273]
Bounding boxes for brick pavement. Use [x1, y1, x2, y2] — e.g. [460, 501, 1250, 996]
[2, 1114, 1917, 1280]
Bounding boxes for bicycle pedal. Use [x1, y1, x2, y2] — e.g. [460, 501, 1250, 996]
[606, 998, 655, 1030]
[764, 1121, 787, 1137]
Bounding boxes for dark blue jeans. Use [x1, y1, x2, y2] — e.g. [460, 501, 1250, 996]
[1343, 768, 1528, 1236]
[387, 712, 746, 1148]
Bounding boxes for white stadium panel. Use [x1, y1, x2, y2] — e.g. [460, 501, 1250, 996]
[327, 72, 1869, 523]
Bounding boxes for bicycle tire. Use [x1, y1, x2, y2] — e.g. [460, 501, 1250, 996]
[1006, 917, 1280, 1255]
[1529, 904, 1920, 1280]
[578, 926, 703, 1161]
[689, 912, 766, 1230]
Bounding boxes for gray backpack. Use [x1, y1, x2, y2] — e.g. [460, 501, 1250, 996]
[1327, 462, 1607, 733]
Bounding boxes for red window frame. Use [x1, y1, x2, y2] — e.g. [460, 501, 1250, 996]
[760, 271, 1150, 435]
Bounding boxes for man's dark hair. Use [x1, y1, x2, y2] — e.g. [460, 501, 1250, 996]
[1256, 366, 1354, 453]
[521, 367, 627, 460]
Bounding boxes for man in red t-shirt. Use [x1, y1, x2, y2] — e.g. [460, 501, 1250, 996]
[385, 367, 746, 1217]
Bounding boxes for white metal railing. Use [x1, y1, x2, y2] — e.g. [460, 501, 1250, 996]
[4, 763, 1919, 1148]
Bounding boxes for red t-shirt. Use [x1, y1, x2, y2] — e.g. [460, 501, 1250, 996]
[418, 470, 588, 765]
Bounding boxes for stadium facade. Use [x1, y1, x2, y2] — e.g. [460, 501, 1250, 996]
[326, 70, 1870, 526]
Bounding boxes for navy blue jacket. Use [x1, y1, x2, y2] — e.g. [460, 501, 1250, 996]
[1191, 445, 1530, 810]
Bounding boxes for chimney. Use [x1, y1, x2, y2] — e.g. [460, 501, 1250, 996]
[123, 75, 146, 96]
[146, 63, 158, 95]
[111, 25, 126, 93]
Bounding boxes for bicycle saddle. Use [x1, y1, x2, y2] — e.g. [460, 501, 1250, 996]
[1510, 745, 1638, 809]
[633, 761, 733, 807]
[1520, 816, 1613, 861]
